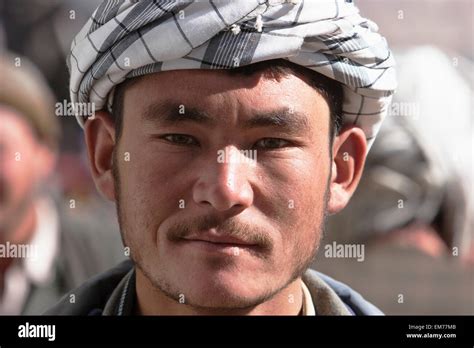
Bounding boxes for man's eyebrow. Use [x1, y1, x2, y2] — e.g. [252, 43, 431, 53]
[242, 108, 310, 133]
[142, 102, 310, 133]
[142, 101, 216, 126]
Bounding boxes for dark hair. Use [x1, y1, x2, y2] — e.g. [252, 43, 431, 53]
[112, 59, 343, 144]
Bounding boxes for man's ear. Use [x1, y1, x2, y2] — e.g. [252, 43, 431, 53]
[327, 126, 367, 215]
[84, 111, 116, 201]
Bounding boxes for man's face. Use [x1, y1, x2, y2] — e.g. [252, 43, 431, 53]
[0, 108, 42, 237]
[114, 69, 332, 309]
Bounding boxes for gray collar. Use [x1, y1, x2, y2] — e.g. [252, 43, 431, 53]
[302, 270, 351, 315]
[102, 268, 135, 316]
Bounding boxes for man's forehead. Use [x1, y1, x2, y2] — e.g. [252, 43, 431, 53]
[126, 68, 328, 119]
[129, 67, 312, 96]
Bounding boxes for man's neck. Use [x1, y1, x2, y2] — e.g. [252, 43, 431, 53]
[135, 268, 304, 315]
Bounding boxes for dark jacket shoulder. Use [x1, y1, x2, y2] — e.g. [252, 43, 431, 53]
[44, 260, 133, 315]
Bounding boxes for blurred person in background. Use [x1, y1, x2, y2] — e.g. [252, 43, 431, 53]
[0, 53, 124, 315]
[316, 46, 473, 314]
[1, 0, 101, 154]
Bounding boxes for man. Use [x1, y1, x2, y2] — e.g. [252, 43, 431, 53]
[47, 0, 396, 315]
[0, 54, 124, 314]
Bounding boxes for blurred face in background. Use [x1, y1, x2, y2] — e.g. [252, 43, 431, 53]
[86, 68, 366, 312]
[0, 106, 54, 242]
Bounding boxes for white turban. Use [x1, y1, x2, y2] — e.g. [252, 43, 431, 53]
[69, 0, 396, 150]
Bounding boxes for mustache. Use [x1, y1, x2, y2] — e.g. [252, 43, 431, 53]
[166, 215, 273, 252]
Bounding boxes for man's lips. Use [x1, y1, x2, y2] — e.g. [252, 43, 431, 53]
[182, 234, 256, 247]
[168, 225, 272, 257]
[179, 239, 259, 257]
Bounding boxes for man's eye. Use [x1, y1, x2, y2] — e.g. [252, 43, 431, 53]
[160, 134, 198, 146]
[254, 138, 291, 150]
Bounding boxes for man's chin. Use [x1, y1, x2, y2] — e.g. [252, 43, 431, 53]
[170, 285, 273, 311]
[155, 269, 277, 310]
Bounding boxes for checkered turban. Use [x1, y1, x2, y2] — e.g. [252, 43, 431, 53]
[69, 0, 396, 150]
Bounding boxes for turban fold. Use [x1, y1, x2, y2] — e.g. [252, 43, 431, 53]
[69, 0, 396, 150]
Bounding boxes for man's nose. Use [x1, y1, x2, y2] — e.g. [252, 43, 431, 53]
[192, 146, 255, 214]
